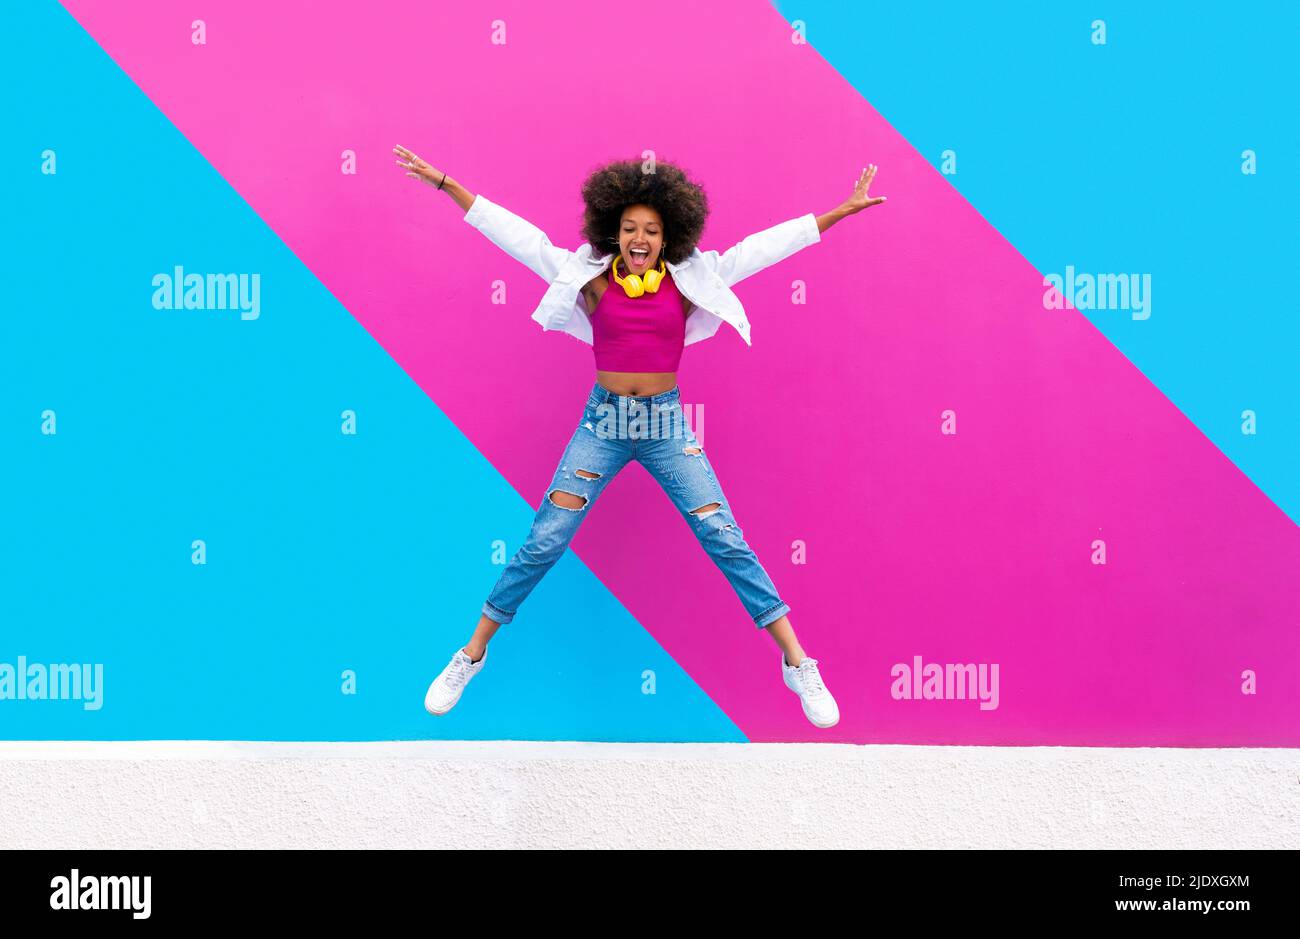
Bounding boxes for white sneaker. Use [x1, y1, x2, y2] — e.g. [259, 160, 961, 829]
[782, 654, 839, 728]
[424, 646, 488, 715]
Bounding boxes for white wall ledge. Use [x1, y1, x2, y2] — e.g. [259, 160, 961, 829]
[1, 742, 1295, 849]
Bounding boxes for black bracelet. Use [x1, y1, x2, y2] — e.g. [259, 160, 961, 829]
[438, 171, 447, 190]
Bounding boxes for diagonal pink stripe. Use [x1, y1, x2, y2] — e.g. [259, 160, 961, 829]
[59, 0, 1300, 744]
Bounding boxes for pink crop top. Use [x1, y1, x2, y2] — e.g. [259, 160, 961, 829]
[591, 266, 687, 372]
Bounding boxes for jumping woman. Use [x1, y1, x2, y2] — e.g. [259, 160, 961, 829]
[394, 148, 886, 728]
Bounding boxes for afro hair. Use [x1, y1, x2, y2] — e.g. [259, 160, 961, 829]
[579, 158, 710, 265]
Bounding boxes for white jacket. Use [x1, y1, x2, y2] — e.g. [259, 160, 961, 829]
[461, 193, 822, 347]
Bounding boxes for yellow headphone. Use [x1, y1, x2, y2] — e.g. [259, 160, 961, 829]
[612, 254, 667, 298]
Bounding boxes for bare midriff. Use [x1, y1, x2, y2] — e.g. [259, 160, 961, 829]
[594, 370, 677, 396]
[583, 271, 692, 397]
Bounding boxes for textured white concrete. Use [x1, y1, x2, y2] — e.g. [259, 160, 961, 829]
[1, 742, 1296, 849]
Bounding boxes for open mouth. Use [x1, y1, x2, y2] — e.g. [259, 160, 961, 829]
[629, 247, 650, 266]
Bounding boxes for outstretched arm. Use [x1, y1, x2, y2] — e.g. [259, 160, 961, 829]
[394, 143, 574, 283]
[705, 163, 888, 287]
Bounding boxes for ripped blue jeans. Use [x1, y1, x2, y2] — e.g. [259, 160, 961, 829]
[482, 381, 791, 630]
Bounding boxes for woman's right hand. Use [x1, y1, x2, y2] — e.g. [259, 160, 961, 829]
[393, 144, 446, 189]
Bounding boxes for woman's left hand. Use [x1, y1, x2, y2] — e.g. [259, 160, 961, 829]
[842, 164, 887, 213]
